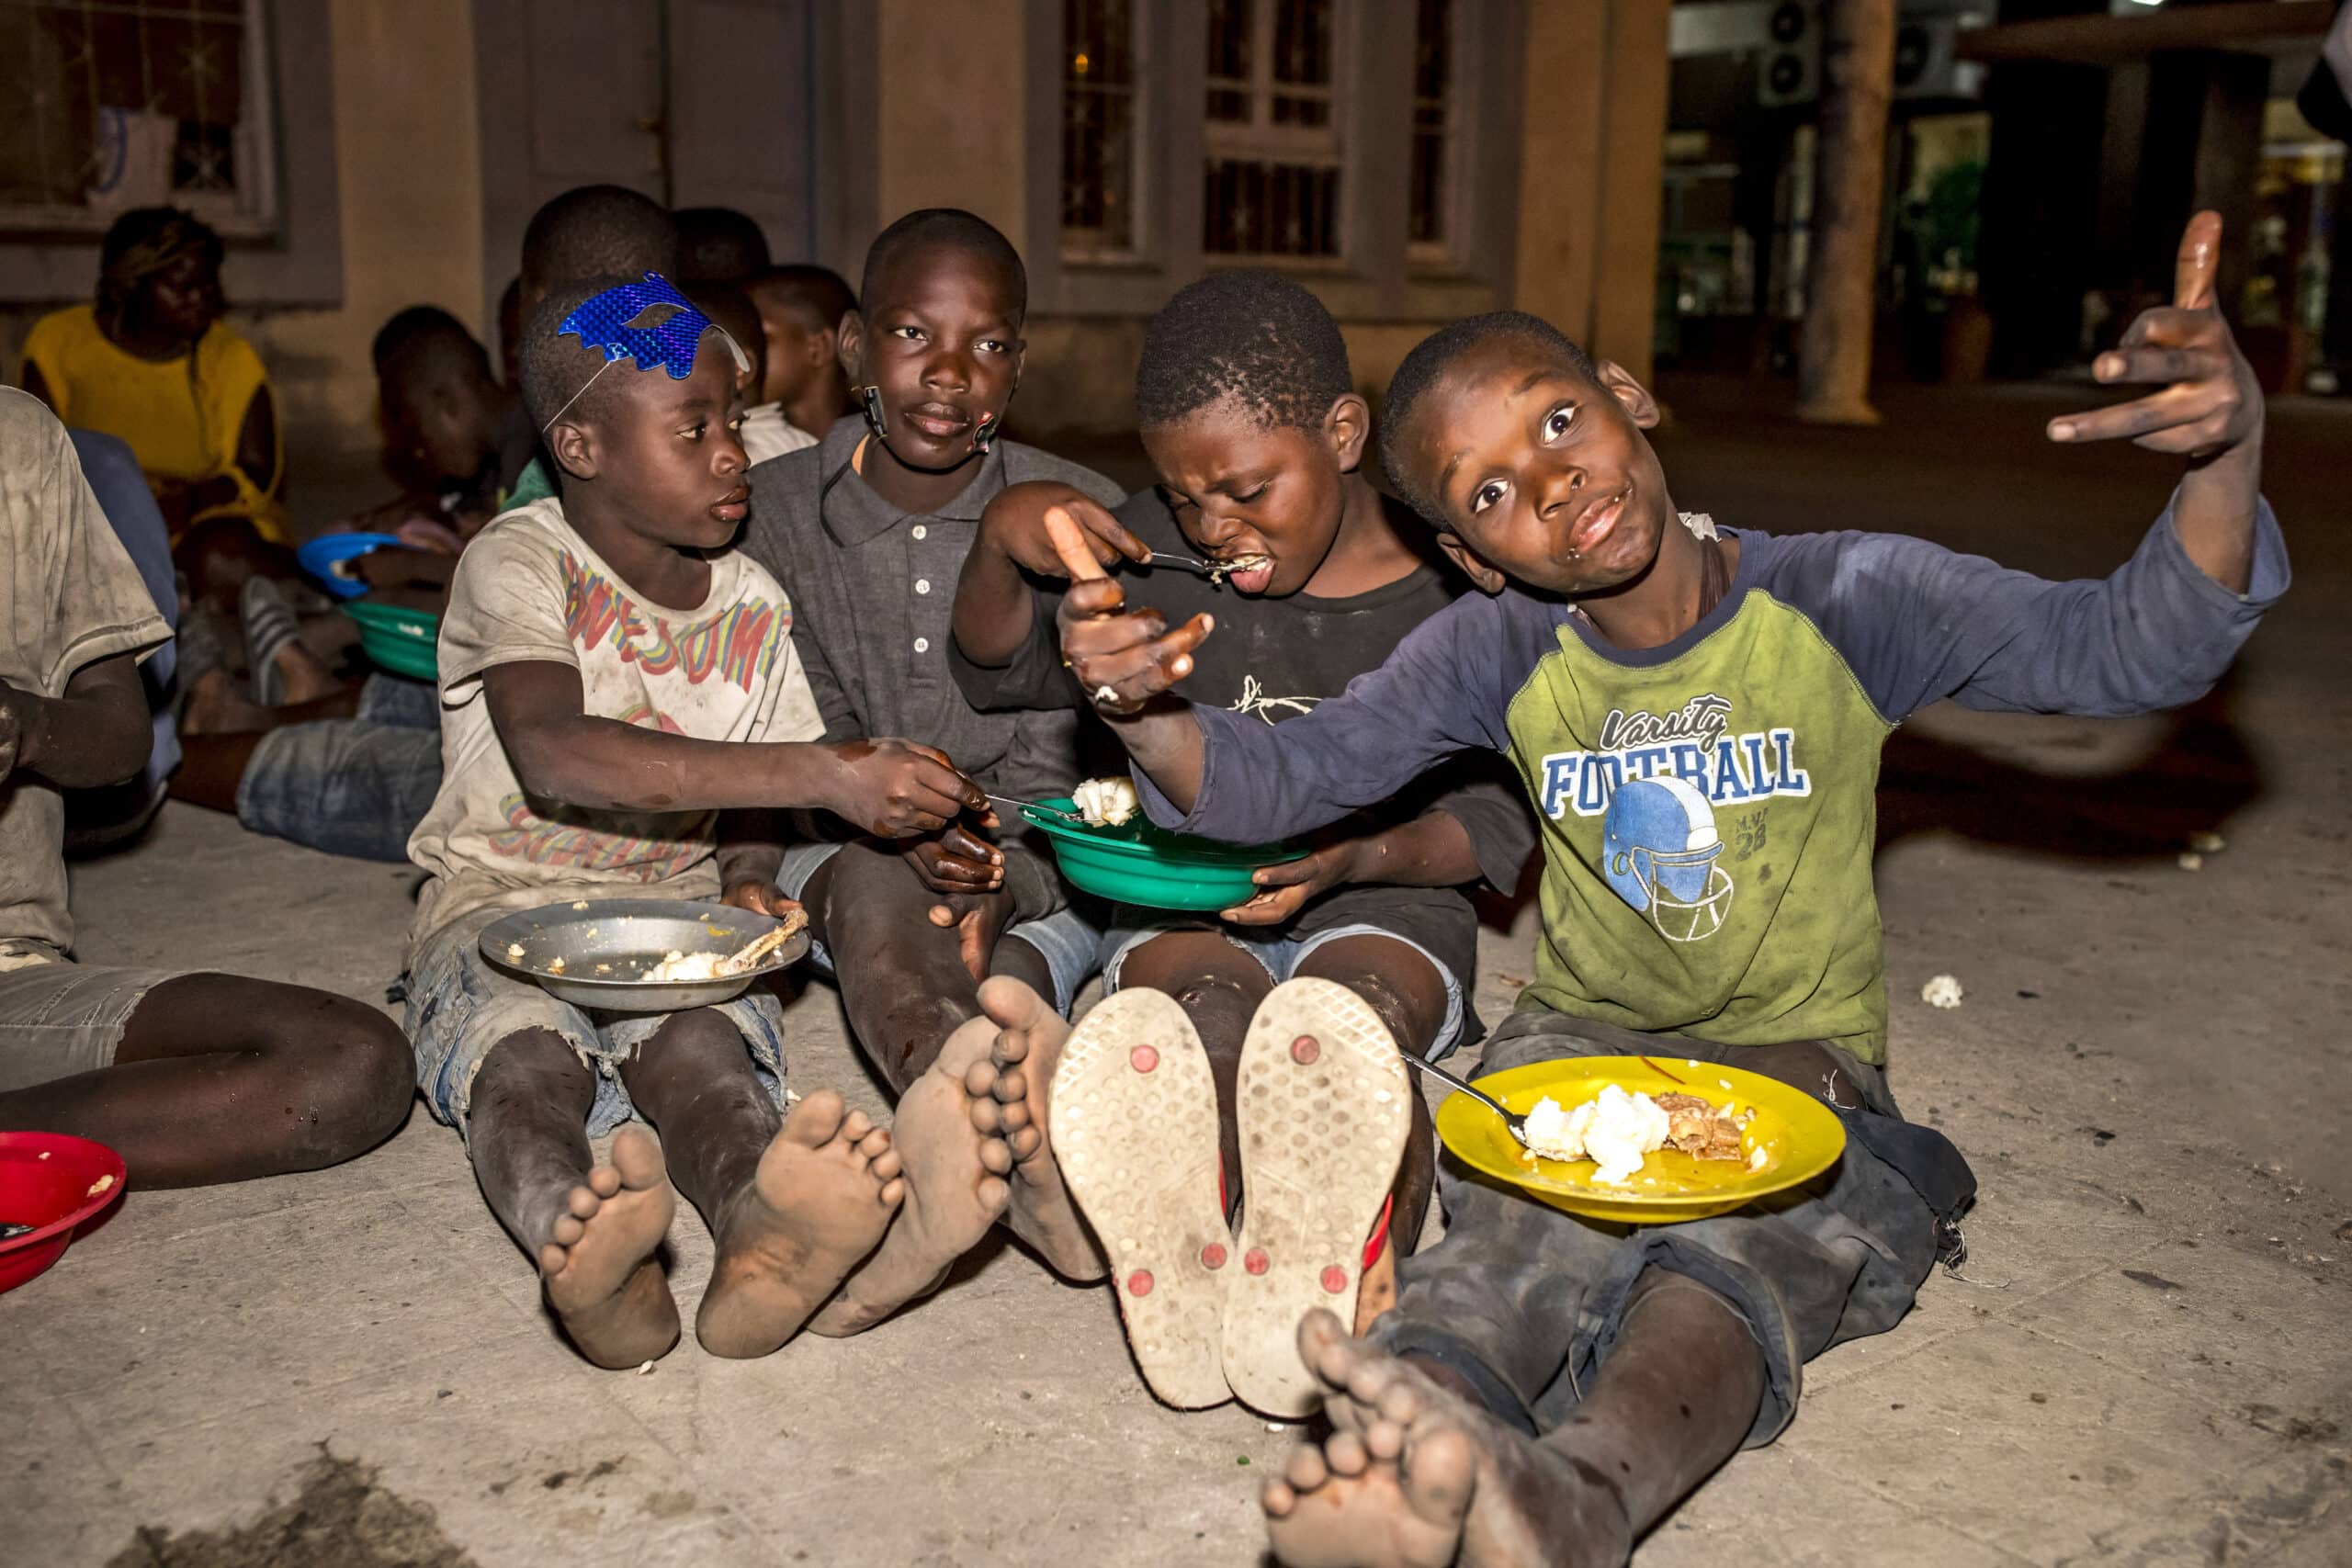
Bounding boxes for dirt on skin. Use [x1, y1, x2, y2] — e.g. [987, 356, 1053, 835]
[107, 1447, 478, 1568]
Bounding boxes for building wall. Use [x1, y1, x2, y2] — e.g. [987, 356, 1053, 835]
[0, 0, 483, 483]
[250, 0, 486, 464]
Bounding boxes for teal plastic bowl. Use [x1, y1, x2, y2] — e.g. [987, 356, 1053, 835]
[1018, 796, 1304, 911]
[340, 598, 440, 682]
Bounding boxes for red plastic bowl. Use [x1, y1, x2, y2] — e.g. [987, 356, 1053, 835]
[0, 1132, 128, 1293]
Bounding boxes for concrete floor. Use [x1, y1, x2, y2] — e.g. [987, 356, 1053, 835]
[6, 378, 2347, 1566]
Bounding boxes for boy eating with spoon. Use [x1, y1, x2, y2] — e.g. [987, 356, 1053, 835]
[403, 272, 1002, 1368]
[1048, 214, 2284, 1565]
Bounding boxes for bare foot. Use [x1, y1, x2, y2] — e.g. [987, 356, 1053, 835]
[696, 1091, 906, 1358]
[272, 638, 343, 705]
[1259, 1310, 1634, 1568]
[963, 976, 1104, 1280]
[182, 667, 271, 735]
[538, 1125, 681, 1369]
[809, 1016, 1012, 1335]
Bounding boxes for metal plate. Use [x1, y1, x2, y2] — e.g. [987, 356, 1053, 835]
[478, 898, 808, 1014]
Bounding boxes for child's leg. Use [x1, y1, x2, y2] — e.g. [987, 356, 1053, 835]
[1259, 1280, 1760, 1568]
[468, 1030, 679, 1369]
[1256, 1016, 1962, 1567]
[798, 840, 1048, 1087]
[612, 1008, 903, 1358]
[0, 972, 413, 1187]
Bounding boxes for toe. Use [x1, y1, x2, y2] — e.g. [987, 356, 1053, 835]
[1283, 1444, 1332, 1493]
[978, 1173, 1011, 1213]
[1261, 1479, 1296, 1517]
[878, 1174, 907, 1206]
[1299, 1308, 1356, 1387]
[782, 1089, 848, 1147]
[855, 1126, 894, 1161]
[978, 1138, 1013, 1177]
[552, 1212, 587, 1247]
[967, 1096, 1006, 1135]
[1374, 1375, 1425, 1427]
[963, 1059, 999, 1100]
[567, 1184, 602, 1218]
[870, 1145, 904, 1182]
[978, 974, 1051, 1031]
[1364, 1416, 1407, 1462]
[839, 1108, 873, 1143]
[1324, 1430, 1370, 1478]
[585, 1164, 622, 1200]
[609, 1124, 667, 1189]
[1007, 1125, 1042, 1161]
[537, 1241, 569, 1275]
[1399, 1425, 1476, 1526]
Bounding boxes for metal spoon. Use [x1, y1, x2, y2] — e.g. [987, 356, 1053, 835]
[983, 793, 1092, 827]
[1145, 551, 1271, 583]
[1399, 1054, 1534, 1151]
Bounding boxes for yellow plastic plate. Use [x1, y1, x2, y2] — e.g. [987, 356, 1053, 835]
[1432, 1055, 1848, 1224]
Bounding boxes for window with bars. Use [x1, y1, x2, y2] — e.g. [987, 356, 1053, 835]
[1060, 0, 1145, 260]
[0, 0, 277, 236]
[1202, 0, 1344, 260]
[1408, 0, 1458, 262]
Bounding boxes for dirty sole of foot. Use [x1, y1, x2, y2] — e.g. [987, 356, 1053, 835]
[1049, 987, 1234, 1409]
[1222, 977, 1411, 1418]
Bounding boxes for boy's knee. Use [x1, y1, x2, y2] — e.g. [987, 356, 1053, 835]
[331, 1004, 417, 1140]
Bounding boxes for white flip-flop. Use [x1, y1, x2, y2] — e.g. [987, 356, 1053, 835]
[1219, 977, 1411, 1417]
[1049, 987, 1235, 1409]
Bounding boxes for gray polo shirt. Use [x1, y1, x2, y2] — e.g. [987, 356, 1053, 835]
[741, 416, 1124, 803]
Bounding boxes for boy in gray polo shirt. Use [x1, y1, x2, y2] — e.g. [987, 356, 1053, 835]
[739, 209, 1121, 1311]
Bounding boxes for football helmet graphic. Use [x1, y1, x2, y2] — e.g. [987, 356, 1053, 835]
[1600, 775, 1736, 942]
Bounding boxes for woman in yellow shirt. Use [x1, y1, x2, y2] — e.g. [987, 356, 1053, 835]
[22, 207, 285, 545]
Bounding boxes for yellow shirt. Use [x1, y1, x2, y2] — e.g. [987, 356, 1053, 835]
[22, 305, 284, 542]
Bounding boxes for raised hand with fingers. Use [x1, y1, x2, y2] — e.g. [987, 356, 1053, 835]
[1045, 503, 1214, 716]
[2048, 211, 2261, 462]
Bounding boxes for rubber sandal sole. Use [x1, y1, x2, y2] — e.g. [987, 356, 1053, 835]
[1049, 987, 1235, 1409]
[1220, 977, 1411, 1418]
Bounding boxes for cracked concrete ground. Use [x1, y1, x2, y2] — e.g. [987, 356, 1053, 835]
[5, 378, 2346, 1565]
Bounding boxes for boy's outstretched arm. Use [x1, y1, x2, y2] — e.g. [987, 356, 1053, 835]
[2048, 211, 2262, 592]
[1047, 513, 1520, 846]
[482, 660, 985, 836]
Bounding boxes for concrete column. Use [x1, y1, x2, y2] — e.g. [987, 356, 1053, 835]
[1591, 0, 1673, 385]
[1510, 0, 1668, 381]
[1795, 0, 1896, 424]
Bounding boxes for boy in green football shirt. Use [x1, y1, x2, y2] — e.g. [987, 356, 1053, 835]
[1050, 214, 2285, 1567]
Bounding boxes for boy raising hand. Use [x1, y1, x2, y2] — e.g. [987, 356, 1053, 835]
[1065, 214, 2281, 1567]
[403, 274, 994, 1370]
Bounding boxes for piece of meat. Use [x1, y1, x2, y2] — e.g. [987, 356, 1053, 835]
[1657, 1093, 1747, 1162]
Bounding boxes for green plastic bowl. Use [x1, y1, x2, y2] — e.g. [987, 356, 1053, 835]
[340, 598, 441, 682]
[1018, 796, 1304, 911]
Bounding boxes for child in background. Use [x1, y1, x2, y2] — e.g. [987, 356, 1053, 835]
[403, 273, 1006, 1369]
[743, 265, 858, 451]
[690, 283, 813, 463]
[169, 310, 522, 863]
[673, 206, 771, 285]
[736, 209, 1124, 1317]
[1057, 215, 2284, 1567]
[0, 388, 413, 1185]
[22, 207, 283, 546]
[949, 272, 1533, 1413]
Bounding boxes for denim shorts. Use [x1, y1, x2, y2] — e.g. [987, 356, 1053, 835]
[774, 840, 1101, 1016]
[404, 909, 790, 1140]
[0, 953, 189, 1092]
[236, 673, 443, 863]
[1098, 915, 1470, 1060]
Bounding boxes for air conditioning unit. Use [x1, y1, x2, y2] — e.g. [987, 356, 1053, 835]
[1753, 2, 1985, 109]
[1757, 1, 1821, 108]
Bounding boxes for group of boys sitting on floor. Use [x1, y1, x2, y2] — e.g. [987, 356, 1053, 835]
[0, 185, 2283, 1566]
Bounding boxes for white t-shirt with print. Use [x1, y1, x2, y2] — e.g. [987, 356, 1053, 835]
[406, 496, 824, 953]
